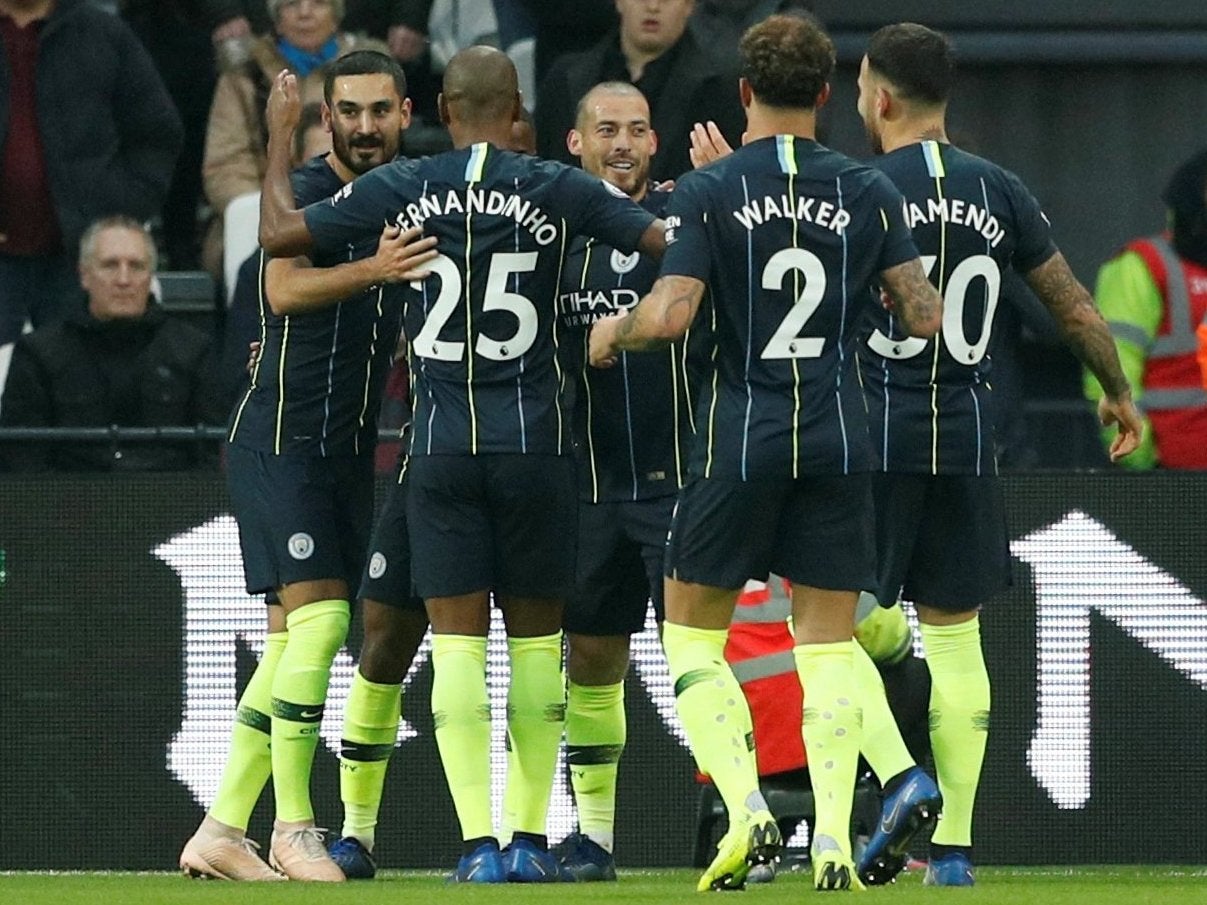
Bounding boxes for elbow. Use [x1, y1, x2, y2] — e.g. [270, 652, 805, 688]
[259, 224, 285, 257]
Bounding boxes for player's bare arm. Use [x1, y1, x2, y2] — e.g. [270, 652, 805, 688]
[259, 70, 315, 257]
[636, 220, 668, 260]
[589, 274, 704, 366]
[880, 258, 942, 338]
[263, 226, 436, 316]
[1025, 251, 1144, 460]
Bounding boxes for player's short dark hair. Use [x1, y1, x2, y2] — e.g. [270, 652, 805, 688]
[739, 14, 834, 110]
[574, 81, 647, 131]
[866, 23, 953, 106]
[323, 50, 408, 107]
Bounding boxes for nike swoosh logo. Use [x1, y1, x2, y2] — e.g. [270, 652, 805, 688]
[300, 710, 321, 719]
[881, 784, 911, 833]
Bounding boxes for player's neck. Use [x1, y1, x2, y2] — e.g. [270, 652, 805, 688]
[324, 152, 358, 186]
[743, 104, 817, 145]
[880, 117, 948, 154]
[448, 122, 515, 151]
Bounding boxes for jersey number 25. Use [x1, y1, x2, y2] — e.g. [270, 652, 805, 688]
[411, 252, 539, 362]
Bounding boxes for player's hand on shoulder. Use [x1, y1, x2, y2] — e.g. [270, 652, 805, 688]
[589, 313, 625, 369]
[1098, 393, 1144, 462]
[689, 121, 734, 169]
[375, 224, 439, 283]
[266, 70, 302, 136]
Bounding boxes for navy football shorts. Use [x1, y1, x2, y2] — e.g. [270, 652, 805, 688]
[357, 466, 425, 611]
[226, 444, 374, 596]
[565, 495, 675, 636]
[873, 472, 1011, 611]
[407, 453, 576, 600]
[665, 472, 876, 592]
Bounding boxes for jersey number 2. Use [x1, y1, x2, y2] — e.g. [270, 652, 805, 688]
[411, 252, 539, 361]
[760, 247, 827, 360]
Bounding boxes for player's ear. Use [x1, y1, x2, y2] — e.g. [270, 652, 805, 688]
[648, 127, 658, 157]
[399, 95, 413, 130]
[877, 85, 891, 120]
[437, 92, 451, 127]
[739, 77, 753, 110]
[816, 81, 832, 111]
[567, 128, 583, 158]
[320, 101, 333, 132]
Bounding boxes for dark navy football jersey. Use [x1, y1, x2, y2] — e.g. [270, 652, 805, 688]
[660, 135, 918, 480]
[858, 141, 1057, 475]
[304, 143, 656, 457]
[228, 156, 403, 456]
[558, 187, 700, 502]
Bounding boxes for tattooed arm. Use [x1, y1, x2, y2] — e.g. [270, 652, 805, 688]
[1025, 252, 1129, 395]
[880, 257, 943, 338]
[1025, 251, 1144, 460]
[588, 275, 704, 367]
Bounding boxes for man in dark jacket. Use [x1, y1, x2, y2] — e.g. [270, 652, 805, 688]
[0, 216, 219, 471]
[534, 0, 744, 183]
[0, 0, 183, 345]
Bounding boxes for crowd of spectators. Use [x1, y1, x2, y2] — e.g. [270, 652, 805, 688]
[0, 0, 1203, 472]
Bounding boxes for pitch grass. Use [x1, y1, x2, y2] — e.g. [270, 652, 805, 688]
[1, 867, 1205, 905]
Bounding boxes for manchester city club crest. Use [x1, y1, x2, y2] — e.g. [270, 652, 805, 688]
[611, 249, 639, 275]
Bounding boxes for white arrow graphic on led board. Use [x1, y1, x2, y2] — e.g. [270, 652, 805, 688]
[1011, 510, 1207, 809]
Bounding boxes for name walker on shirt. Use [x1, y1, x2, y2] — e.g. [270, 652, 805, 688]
[731, 193, 853, 234]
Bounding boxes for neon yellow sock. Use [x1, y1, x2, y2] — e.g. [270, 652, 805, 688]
[503, 632, 566, 836]
[663, 622, 765, 820]
[431, 634, 493, 841]
[339, 668, 402, 850]
[565, 680, 625, 852]
[271, 599, 350, 824]
[852, 643, 915, 784]
[208, 631, 288, 830]
[794, 640, 861, 859]
[921, 618, 990, 847]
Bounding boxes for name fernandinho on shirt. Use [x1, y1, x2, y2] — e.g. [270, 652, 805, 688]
[389, 187, 560, 246]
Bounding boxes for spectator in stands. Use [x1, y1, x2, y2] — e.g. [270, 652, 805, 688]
[120, 1, 218, 270]
[689, 0, 814, 67]
[535, 0, 744, 182]
[199, 0, 430, 63]
[202, 0, 388, 278]
[0, 216, 220, 471]
[199, 1, 448, 126]
[519, 0, 614, 85]
[0, 0, 183, 346]
[1086, 149, 1207, 469]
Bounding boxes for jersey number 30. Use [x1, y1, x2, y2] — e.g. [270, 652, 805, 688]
[867, 254, 1002, 365]
[411, 252, 539, 361]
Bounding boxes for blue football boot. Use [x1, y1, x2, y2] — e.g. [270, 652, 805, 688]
[925, 852, 975, 886]
[856, 766, 942, 886]
[550, 832, 616, 882]
[502, 838, 575, 883]
[448, 840, 506, 884]
[327, 836, 376, 880]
